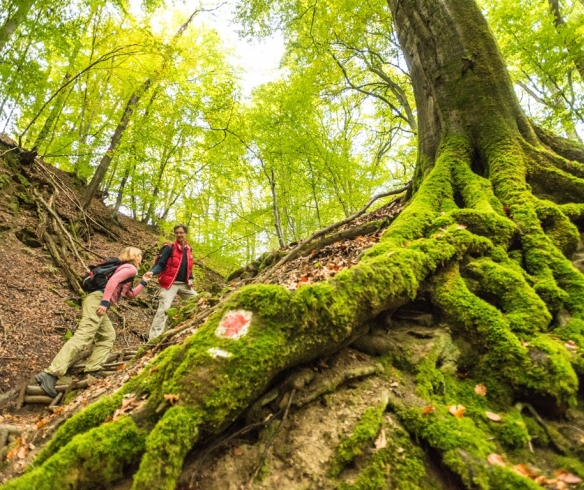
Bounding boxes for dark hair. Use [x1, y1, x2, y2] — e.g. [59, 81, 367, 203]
[174, 224, 188, 234]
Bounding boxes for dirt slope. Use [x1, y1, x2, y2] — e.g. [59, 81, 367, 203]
[0, 135, 222, 393]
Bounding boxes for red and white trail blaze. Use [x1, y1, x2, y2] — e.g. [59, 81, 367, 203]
[215, 310, 252, 340]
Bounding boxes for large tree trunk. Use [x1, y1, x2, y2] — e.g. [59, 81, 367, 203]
[5, 1, 584, 489]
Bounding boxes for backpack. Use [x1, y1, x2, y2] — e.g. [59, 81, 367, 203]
[154, 243, 173, 266]
[81, 258, 124, 293]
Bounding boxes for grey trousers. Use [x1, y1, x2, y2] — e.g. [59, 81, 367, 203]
[148, 282, 197, 340]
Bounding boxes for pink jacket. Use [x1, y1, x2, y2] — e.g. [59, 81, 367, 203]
[100, 263, 146, 306]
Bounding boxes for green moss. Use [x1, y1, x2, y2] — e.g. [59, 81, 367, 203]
[466, 258, 551, 334]
[329, 402, 386, 477]
[432, 265, 578, 407]
[491, 411, 530, 449]
[522, 416, 549, 447]
[4, 416, 145, 490]
[414, 334, 448, 399]
[534, 199, 580, 257]
[63, 389, 79, 405]
[34, 391, 125, 466]
[336, 421, 432, 490]
[132, 406, 201, 490]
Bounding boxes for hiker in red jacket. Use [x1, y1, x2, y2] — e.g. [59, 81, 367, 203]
[148, 224, 197, 340]
[35, 247, 152, 397]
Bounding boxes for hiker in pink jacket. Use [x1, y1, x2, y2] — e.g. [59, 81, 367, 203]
[36, 247, 152, 397]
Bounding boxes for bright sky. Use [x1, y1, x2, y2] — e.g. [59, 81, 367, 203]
[200, 3, 286, 96]
[145, 0, 286, 97]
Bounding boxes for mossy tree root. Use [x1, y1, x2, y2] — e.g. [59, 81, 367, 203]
[9, 129, 584, 488]
[2, 416, 145, 490]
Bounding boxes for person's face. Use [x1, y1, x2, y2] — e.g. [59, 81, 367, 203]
[174, 227, 187, 244]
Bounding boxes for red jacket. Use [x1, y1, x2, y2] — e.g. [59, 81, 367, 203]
[158, 241, 193, 289]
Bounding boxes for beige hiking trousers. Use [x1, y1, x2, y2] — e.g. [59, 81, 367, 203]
[46, 291, 115, 376]
[148, 281, 197, 340]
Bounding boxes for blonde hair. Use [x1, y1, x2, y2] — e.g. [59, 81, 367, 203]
[118, 247, 142, 268]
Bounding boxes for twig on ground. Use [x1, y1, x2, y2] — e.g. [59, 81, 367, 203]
[0, 147, 17, 158]
[188, 406, 287, 487]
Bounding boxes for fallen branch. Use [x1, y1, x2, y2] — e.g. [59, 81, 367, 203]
[15, 383, 27, 410]
[23, 395, 54, 405]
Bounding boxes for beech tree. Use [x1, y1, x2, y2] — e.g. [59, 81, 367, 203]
[4, 0, 584, 489]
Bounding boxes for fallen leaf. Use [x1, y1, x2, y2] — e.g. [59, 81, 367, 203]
[514, 464, 539, 479]
[564, 341, 578, 350]
[487, 453, 506, 467]
[448, 405, 466, 419]
[456, 224, 467, 229]
[164, 394, 179, 406]
[374, 428, 387, 450]
[116, 363, 126, 371]
[6, 438, 21, 459]
[387, 251, 395, 256]
[534, 475, 548, 485]
[555, 469, 582, 484]
[422, 406, 435, 414]
[17, 445, 28, 459]
[474, 384, 487, 396]
[485, 411, 502, 422]
[36, 418, 49, 428]
[233, 447, 243, 456]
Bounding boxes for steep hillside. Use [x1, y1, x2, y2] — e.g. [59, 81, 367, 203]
[0, 135, 222, 393]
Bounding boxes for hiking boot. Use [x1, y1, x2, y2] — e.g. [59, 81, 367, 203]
[35, 372, 58, 398]
[84, 371, 106, 379]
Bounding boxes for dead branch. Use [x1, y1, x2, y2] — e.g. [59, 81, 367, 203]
[0, 147, 17, 158]
[293, 219, 388, 260]
[23, 395, 54, 405]
[0, 315, 7, 341]
[15, 383, 27, 410]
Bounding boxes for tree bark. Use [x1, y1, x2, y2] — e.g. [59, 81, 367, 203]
[0, 0, 36, 52]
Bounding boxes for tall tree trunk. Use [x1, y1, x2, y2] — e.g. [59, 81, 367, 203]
[82, 8, 201, 208]
[0, 0, 36, 52]
[83, 83, 150, 207]
[6, 1, 584, 489]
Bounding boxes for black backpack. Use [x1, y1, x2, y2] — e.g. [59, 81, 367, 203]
[81, 258, 124, 293]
